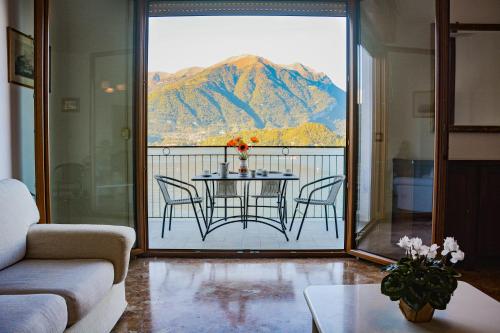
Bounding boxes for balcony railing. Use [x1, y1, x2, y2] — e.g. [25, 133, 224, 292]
[148, 146, 345, 220]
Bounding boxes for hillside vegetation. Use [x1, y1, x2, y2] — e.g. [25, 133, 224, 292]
[148, 55, 346, 146]
[200, 123, 345, 146]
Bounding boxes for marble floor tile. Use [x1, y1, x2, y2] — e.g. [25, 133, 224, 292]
[112, 258, 500, 333]
[112, 258, 382, 333]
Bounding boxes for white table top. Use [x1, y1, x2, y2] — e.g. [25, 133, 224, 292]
[304, 282, 500, 333]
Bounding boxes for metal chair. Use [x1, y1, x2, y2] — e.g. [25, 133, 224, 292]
[289, 175, 345, 240]
[155, 175, 206, 240]
[207, 176, 245, 226]
[247, 177, 287, 225]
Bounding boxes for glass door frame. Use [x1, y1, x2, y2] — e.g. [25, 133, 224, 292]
[345, 0, 451, 264]
[33, 0, 148, 254]
[34, 0, 450, 260]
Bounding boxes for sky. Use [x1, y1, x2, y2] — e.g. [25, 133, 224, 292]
[148, 16, 347, 90]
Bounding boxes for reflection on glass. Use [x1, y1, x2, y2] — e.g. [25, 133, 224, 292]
[355, 0, 435, 259]
[49, 0, 135, 228]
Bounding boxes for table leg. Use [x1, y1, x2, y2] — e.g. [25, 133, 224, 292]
[203, 180, 215, 241]
[312, 319, 319, 333]
[279, 180, 289, 241]
[245, 181, 250, 229]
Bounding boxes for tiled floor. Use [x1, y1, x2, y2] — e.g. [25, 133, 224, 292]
[112, 258, 500, 333]
[112, 258, 383, 333]
[148, 217, 345, 250]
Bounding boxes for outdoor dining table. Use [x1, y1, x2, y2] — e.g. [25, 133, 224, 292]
[191, 172, 299, 241]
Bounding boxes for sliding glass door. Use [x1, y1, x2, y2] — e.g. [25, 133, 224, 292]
[351, 0, 437, 259]
[48, 0, 136, 228]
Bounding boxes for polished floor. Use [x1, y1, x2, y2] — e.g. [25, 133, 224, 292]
[112, 258, 500, 333]
[148, 217, 345, 250]
[112, 258, 382, 333]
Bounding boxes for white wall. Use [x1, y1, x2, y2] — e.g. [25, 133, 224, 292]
[449, 0, 500, 160]
[0, 0, 34, 188]
[0, 0, 12, 179]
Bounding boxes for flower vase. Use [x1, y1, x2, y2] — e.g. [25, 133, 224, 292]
[239, 158, 248, 175]
[399, 300, 434, 323]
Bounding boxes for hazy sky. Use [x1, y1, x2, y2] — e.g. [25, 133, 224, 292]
[148, 16, 347, 90]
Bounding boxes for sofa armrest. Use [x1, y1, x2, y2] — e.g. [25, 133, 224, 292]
[26, 224, 136, 284]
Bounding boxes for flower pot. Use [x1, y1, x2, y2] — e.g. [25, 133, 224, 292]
[239, 158, 248, 175]
[399, 300, 435, 323]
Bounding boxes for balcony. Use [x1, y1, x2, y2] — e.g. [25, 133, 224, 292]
[148, 146, 345, 250]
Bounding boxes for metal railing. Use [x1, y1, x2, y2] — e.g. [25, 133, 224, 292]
[148, 146, 345, 220]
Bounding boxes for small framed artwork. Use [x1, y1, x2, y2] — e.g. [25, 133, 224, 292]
[7, 27, 34, 89]
[61, 98, 80, 113]
[412, 90, 435, 118]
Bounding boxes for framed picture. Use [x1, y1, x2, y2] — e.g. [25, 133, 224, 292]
[7, 27, 34, 89]
[412, 90, 435, 118]
[61, 98, 80, 113]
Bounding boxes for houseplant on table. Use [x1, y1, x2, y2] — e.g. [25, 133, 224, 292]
[381, 236, 465, 322]
[227, 135, 259, 175]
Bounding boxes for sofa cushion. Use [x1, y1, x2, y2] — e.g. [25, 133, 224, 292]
[0, 294, 67, 333]
[0, 259, 114, 325]
[0, 179, 40, 270]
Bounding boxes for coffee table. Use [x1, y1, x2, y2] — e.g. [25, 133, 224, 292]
[304, 282, 500, 333]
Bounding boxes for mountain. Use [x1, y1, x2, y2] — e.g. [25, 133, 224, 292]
[148, 55, 346, 145]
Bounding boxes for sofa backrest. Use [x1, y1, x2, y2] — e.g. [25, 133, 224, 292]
[0, 179, 40, 270]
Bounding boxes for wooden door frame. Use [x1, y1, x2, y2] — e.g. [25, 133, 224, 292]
[133, 0, 148, 255]
[34, 0, 50, 224]
[346, 0, 450, 264]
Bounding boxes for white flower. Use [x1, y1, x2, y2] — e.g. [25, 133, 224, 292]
[410, 249, 419, 260]
[450, 249, 465, 263]
[410, 237, 423, 251]
[397, 236, 411, 250]
[427, 244, 440, 259]
[418, 245, 430, 257]
[441, 237, 460, 256]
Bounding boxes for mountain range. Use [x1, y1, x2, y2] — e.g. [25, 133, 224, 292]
[148, 55, 346, 145]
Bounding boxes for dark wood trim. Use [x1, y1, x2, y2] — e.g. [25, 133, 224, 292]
[345, 0, 359, 255]
[34, 0, 50, 224]
[450, 23, 500, 32]
[432, 0, 450, 245]
[142, 249, 351, 259]
[134, 0, 148, 253]
[450, 126, 500, 133]
[445, 160, 500, 267]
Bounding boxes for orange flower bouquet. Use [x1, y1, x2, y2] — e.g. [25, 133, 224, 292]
[227, 135, 259, 175]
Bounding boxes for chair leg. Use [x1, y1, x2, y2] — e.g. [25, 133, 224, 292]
[324, 205, 329, 232]
[191, 202, 205, 240]
[289, 202, 299, 231]
[168, 205, 173, 231]
[333, 204, 339, 238]
[161, 204, 167, 238]
[296, 202, 310, 241]
[284, 199, 288, 225]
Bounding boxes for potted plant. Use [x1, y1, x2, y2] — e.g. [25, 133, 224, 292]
[227, 135, 259, 175]
[381, 236, 465, 322]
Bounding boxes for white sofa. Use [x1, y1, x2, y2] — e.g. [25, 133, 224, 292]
[0, 179, 135, 333]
